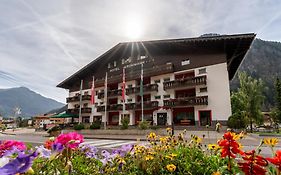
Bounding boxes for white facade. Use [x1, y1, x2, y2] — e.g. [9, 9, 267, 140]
[67, 62, 231, 126]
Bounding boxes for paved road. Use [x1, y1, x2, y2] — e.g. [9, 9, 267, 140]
[0, 132, 279, 157]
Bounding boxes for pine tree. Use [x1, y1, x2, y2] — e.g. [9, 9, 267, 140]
[275, 77, 281, 122]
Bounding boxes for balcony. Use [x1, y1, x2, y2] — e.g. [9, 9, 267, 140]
[126, 83, 158, 95]
[97, 89, 122, 99]
[163, 75, 207, 90]
[66, 95, 91, 103]
[96, 101, 159, 112]
[163, 96, 208, 107]
[126, 101, 159, 110]
[67, 107, 92, 114]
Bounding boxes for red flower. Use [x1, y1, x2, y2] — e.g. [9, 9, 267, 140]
[0, 140, 26, 157]
[218, 132, 244, 158]
[54, 132, 84, 149]
[267, 150, 281, 171]
[238, 150, 268, 175]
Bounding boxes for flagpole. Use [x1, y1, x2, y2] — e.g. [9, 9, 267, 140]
[141, 64, 144, 122]
[90, 76, 95, 124]
[104, 72, 107, 130]
[122, 68, 126, 120]
[78, 79, 83, 124]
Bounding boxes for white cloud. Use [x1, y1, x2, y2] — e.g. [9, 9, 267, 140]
[0, 0, 281, 103]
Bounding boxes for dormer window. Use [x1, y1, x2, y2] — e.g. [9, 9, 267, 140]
[181, 59, 190, 66]
[108, 63, 111, 69]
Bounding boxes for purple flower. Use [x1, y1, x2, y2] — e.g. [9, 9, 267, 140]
[2, 146, 22, 157]
[0, 151, 38, 175]
[80, 144, 98, 158]
[52, 142, 64, 152]
[36, 146, 51, 158]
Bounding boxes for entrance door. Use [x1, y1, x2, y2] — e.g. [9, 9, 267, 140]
[199, 111, 212, 126]
[157, 113, 167, 126]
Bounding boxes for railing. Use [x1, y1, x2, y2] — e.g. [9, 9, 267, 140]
[96, 101, 159, 112]
[163, 96, 208, 107]
[163, 75, 207, 90]
[126, 83, 158, 95]
[67, 107, 92, 114]
[66, 95, 91, 103]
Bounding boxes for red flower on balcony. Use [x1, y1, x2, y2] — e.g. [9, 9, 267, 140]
[218, 132, 244, 158]
[238, 150, 267, 175]
[267, 150, 281, 171]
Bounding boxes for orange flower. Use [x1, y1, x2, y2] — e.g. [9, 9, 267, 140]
[218, 132, 244, 158]
[44, 139, 54, 149]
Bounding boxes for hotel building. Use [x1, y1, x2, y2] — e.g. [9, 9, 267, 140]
[57, 33, 255, 127]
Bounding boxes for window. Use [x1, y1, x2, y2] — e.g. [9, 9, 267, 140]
[113, 61, 117, 67]
[163, 94, 170, 99]
[108, 63, 111, 69]
[122, 59, 125, 65]
[163, 78, 170, 82]
[84, 91, 89, 95]
[154, 80, 160, 84]
[155, 95, 161, 99]
[127, 99, 132, 102]
[83, 103, 88, 107]
[199, 68, 207, 74]
[181, 59, 190, 66]
[200, 87, 207, 93]
[100, 102, 104, 105]
[128, 84, 133, 88]
[75, 93, 80, 96]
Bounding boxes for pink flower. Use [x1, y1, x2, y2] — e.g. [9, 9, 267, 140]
[0, 140, 26, 157]
[54, 132, 84, 149]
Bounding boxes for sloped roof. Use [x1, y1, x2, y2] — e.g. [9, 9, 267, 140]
[57, 33, 256, 89]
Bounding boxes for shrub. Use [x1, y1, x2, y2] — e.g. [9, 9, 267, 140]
[90, 122, 101, 129]
[138, 120, 150, 130]
[227, 114, 247, 129]
[121, 117, 130, 130]
[47, 125, 61, 134]
[74, 123, 85, 130]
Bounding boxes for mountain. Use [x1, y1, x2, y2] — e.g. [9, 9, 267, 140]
[230, 38, 281, 110]
[0, 87, 64, 117]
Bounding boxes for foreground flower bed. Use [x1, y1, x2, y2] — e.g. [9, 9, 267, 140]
[0, 130, 280, 175]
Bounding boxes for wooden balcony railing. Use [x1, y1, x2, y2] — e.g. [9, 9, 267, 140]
[163, 96, 208, 107]
[66, 95, 91, 103]
[67, 107, 92, 114]
[126, 83, 158, 95]
[97, 89, 122, 99]
[96, 101, 159, 112]
[163, 75, 207, 90]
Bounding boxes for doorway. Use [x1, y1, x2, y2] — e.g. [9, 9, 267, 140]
[157, 113, 167, 126]
[199, 110, 212, 126]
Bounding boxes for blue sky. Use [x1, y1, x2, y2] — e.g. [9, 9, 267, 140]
[0, 0, 281, 103]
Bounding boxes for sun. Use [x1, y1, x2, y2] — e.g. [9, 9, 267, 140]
[124, 18, 143, 40]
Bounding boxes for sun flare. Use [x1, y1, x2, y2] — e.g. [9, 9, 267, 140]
[124, 19, 143, 40]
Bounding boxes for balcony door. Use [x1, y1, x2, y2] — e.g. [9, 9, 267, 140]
[157, 113, 167, 126]
[199, 110, 212, 126]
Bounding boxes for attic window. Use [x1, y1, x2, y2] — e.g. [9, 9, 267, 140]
[108, 63, 111, 69]
[181, 59, 190, 66]
[199, 68, 207, 74]
[114, 61, 117, 67]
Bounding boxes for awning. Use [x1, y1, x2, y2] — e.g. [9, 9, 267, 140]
[50, 113, 78, 118]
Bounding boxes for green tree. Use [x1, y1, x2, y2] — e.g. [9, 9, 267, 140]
[230, 72, 265, 132]
[275, 77, 281, 122]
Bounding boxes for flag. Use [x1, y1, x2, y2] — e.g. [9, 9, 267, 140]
[90, 76, 95, 105]
[104, 72, 108, 100]
[122, 68, 126, 102]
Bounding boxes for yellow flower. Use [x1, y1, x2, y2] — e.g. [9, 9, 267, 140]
[212, 171, 221, 175]
[208, 144, 220, 151]
[145, 155, 154, 161]
[263, 138, 278, 147]
[166, 127, 172, 132]
[165, 153, 178, 160]
[232, 132, 245, 140]
[166, 164, 176, 172]
[191, 135, 202, 144]
[148, 132, 157, 139]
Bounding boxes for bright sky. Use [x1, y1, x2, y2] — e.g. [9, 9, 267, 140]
[0, 0, 281, 103]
